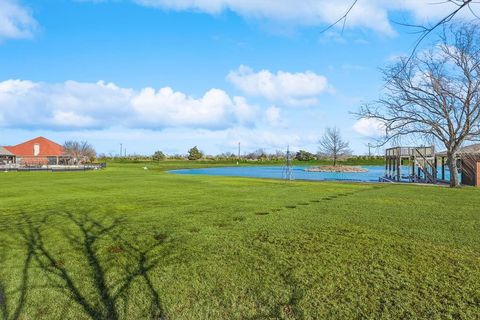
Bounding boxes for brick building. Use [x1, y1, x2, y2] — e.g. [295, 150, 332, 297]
[2, 137, 70, 166]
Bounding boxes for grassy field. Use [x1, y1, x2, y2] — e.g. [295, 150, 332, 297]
[0, 162, 479, 319]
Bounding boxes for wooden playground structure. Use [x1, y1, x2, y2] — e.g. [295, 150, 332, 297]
[383, 145, 480, 186]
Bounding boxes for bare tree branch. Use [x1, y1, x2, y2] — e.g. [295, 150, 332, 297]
[320, 0, 359, 35]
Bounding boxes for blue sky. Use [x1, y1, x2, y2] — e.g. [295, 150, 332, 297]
[0, 0, 478, 156]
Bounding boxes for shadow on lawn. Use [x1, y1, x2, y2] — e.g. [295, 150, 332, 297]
[0, 212, 168, 320]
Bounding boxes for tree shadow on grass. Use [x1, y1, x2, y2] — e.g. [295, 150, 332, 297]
[1, 212, 170, 320]
[0, 227, 35, 320]
[245, 233, 307, 320]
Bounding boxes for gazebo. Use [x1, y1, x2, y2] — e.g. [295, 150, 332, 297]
[0, 146, 15, 165]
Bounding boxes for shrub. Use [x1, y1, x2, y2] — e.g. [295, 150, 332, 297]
[152, 151, 166, 161]
[187, 146, 203, 160]
[295, 150, 316, 161]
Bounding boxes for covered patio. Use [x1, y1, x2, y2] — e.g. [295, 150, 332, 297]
[436, 144, 480, 186]
[0, 146, 16, 165]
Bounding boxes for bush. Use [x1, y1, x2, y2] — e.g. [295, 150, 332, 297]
[295, 150, 316, 161]
[152, 151, 166, 161]
[187, 146, 203, 160]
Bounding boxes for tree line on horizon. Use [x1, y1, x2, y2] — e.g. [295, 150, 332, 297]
[94, 127, 381, 165]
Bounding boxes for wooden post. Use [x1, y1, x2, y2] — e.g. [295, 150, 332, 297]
[441, 157, 445, 181]
[433, 157, 438, 183]
[391, 158, 394, 179]
[387, 158, 390, 178]
[385, 155, 388, 177]
[411, 156, 415, 182]
[392, 158, 395, 180]
[396, 156, 401, 181]
[476, 160, 480, 187]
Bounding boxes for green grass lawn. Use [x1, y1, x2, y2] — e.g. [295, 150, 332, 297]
[0, 162, 479, 319]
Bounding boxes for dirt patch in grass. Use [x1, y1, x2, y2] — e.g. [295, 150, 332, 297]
[154, 233, 168, 243]
[107, 245, 125, 254]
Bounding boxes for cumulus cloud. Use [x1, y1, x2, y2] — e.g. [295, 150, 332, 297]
[353, 118, 385, 137]
[130, 0, 480, 35]
[0, 0, 37, 41]
[0, 79, 257, 130]
[131, 87, 256, 129]
[227, 65, 329, 107]
[265, 106, 282, 126]
[220, 127, 313, 152]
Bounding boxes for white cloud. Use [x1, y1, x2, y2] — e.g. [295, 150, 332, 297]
[227, 65, 329, 107]
[132, 87, 256, 128]
[220, 127, 312, 152]
[353, 118, 385, 137]
[129, 0, 480, 35]
[265, 106, 281, 126]
[0, 79, 257, 130]
[51, 111, 97, 128]
[0, 0, 37, 41]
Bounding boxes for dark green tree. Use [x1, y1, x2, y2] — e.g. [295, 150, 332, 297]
[152, 151, 166, 161]
[295, 150, 316, 161]
[187, 146, 203, 160]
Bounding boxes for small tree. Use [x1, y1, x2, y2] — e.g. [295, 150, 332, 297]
[187, 146, 203, 160]
[245, 149, 268, 160]
[152, 151, 166, 161]
[318, 127, 352, 166]
[63, 141, 96, 164]
[295, 150, 316, 161]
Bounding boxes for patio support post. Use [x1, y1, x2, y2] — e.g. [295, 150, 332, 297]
[396, 156, 401, 181]
[442, 157, 445, 181]
[411, 157, 415, 182]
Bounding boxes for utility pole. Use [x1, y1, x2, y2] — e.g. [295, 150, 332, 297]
[237, 142, 241, 165]
[368, 143, 372, 157]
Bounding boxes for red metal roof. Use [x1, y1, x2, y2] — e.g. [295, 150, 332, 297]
[4, 137, 64, 157]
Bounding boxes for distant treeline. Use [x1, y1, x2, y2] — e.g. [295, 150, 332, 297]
[97, 148, 384, 164]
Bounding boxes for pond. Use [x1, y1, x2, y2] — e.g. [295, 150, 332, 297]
[170, 165, 387, 182]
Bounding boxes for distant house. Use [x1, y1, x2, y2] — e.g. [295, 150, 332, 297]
[3, 137, 70, 166]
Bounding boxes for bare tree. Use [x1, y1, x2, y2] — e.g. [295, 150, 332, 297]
[318, 127, 352, 166]
[324, 0, 479, 61]
[358, 24, 480, 187]
[63, 141, 96, 164]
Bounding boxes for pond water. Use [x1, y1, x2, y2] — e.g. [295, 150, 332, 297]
[171, 164, 455, 183]
[170, 165, 387, 182]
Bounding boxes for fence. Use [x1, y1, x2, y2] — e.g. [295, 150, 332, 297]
[0, 163, 107, 172]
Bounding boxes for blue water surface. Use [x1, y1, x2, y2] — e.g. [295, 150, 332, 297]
[170, 166, 387, 182]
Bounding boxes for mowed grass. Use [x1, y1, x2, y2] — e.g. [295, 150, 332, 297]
[0, 162, 479, 319]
